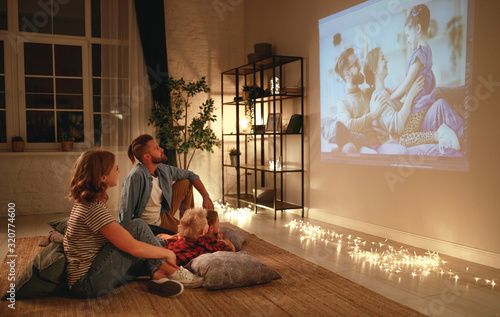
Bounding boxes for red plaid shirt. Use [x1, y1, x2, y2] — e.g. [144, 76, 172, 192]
[167, 236, 226, 266]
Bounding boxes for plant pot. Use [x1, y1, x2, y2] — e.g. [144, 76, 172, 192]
[230, 155, 238, 166]
[11, 141, 25, 152]
[61, 141, 74, 152]
[242, 91, 250, 100]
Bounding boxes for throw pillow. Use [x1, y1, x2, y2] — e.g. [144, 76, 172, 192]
[1, 241, 67, 300]
[47, 217, 69, 235]
[185, 251, 281, 290]
[220, 226, 248, 251]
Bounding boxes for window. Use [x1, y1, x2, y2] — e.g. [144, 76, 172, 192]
[0, 0, 129, 151]
[18, 0, 85, 36]
[23, 42, 85, 143]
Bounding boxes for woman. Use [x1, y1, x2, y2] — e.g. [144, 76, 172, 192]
[364, 48, 462, 155]
[63, 149, 203, 299]
[363, 48, 424, 149]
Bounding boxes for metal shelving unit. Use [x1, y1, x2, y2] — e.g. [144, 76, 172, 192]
[221, 55, 304, 219]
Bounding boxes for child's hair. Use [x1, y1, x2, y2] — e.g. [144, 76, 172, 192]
[178, 208, 208, 240]
[206, 210, 219, 227]
[127, 134, 154, 164]
[67, 149, 115, 204]
[363, 48, 381, 88]
[335, 47, 355, 81]
[405, 4, 430, 34]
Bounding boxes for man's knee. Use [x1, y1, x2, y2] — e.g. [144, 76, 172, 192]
[173, 178, 192, 186]
[124, 218, 149, 232]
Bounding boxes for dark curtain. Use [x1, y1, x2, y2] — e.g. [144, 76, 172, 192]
[134, 0, 176, 166]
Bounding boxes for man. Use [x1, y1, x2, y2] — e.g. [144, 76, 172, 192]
[325, 47, 384, 152]
[118, 134, 214, 235]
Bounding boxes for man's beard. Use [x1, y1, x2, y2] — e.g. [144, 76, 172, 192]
[352, 72, 365, 86]
[152, 154, 168, 164]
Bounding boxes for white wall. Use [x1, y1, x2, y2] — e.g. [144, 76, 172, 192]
[164, 0, 245, 205]
[244, 0, 500, 267]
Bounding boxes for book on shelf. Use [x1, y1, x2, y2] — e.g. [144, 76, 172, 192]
[283, 87, 300, 94]
[286, 114, 303, 133]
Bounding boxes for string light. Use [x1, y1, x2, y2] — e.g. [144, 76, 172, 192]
[284, 220, 498, 288]
[214, 200, 252, 219]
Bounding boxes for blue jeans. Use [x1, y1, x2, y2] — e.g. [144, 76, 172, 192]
[71, 219, 165, 298]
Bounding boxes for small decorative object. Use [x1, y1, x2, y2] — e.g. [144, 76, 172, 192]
[270, 77, 280, 95]
[59, 132, 75, 152]
[229, 148, 240, 166]
[247, 43, 272, 64]
[239, 117, 249, 132]
[268, 155, 282, 171]
[254, 43, 272, 56]
[253, 125, 266, 134]
[283, 86, 300, 95]
[266, 113, 282, 132]
[286, 114, 303, 133]
[11, 136, 25, 152]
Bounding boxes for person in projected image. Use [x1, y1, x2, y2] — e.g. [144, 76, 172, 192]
[325, 47, 387, 154]
[386, 3, 464, 155]
[363, 48, 423, 154]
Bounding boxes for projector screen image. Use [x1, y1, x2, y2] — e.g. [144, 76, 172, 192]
[319, 0, 473, 171]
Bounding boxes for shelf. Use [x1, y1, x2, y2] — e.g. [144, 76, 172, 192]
[223, 194, 303, 211]
[222, 55, 302, 75]
[223, 94, 302, 105]
[221, 55, 304, 219]
[223, 163, 303, 173]
[222, 132, 302, 136]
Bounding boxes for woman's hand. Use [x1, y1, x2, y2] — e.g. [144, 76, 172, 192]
[163, 249, 177, 266]
[408, 75, 425, 99]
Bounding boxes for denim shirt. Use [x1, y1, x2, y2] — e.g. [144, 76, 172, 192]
[118, 162, 199, 226]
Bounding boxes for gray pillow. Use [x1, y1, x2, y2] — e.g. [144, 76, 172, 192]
[220, 226, 248, 251]
[1, 241, 67, 300]
[185, 251, 281, 290]
[47, 217, 69, 235]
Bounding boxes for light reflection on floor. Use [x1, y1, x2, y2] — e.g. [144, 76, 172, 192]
[217, 204, 500, 317]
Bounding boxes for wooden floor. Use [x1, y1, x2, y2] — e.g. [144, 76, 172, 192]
[1, 210, 499, 317]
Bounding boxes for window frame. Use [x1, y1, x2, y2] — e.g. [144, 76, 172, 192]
[0, 0, 127, 152]
[17, 36, 91, 151]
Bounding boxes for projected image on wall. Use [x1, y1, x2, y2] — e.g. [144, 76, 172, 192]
[319, 0, 473, 171]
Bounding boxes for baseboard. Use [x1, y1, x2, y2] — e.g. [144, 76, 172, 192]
[304, 209, 500, 270]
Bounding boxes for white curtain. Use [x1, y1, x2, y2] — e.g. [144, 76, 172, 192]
[100, 0, 154, 216]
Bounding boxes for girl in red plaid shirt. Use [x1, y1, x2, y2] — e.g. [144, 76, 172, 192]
[166, 208, 234, 266]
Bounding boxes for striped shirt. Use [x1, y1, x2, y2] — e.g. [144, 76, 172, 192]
[63, 200, 115, 288]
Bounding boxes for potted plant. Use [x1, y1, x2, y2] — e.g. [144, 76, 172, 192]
[243, 84, 264, 133]
[242, 85, 252, 100]
[11, 136, 25, 152]
[149, 76, 221, 169]
[59, 132, 75, 152]
[229, 148, 240, 166]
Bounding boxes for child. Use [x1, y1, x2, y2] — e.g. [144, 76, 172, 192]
[63, 149, 203, 299]
[166, 208, 234, 267]
[205, 210, 235, 252]
[390, 4, 460, 151]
